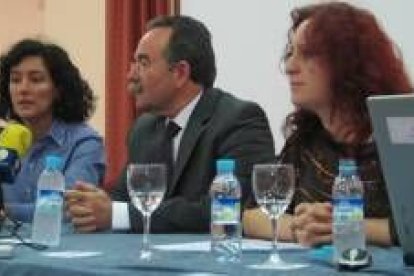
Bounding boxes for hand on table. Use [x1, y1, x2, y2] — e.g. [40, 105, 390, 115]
[65, 181, 112, 233]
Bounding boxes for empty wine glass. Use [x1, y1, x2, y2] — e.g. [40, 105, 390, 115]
[250, 163, 307, 270]
[127, 163, 166, 261]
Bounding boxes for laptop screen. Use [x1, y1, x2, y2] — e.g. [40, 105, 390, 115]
[367, 94, 414, 266]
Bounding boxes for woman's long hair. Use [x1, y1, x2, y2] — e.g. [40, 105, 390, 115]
[283, 2, 412, 144]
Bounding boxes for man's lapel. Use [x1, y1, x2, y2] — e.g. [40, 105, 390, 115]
[169, 89, 220, 196]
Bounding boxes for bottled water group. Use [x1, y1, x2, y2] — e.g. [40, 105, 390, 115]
[332, 159, 366, 262]
[210, 159, 242, 263]
[32, 155, 65, 247]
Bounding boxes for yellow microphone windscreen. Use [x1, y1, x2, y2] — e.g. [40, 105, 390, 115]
[0, 123, 32, 157]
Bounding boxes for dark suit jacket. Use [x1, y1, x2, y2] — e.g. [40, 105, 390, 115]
[111, 88, 276, 233]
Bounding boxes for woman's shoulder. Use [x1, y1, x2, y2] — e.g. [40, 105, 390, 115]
[279, 127, 324, 158]
[54, 121, 102, 143]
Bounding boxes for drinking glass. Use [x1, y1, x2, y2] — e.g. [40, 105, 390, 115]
[127, 163, 166, 261]
[250, 164, 307, 270]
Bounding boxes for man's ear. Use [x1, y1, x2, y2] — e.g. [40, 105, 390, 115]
[172, 60, 191, 88]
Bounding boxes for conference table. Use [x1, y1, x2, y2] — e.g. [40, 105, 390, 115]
[0, 224, 411, 275]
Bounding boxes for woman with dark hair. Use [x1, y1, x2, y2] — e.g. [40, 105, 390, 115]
[244, 2, 413, 246]
[0, 39, 105, 222]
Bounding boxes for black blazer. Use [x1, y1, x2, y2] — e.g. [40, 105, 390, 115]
[111, 88, 276, 233]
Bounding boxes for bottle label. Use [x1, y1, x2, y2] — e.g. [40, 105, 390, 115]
[333, 197, 364, 222]
[36, 189, 63, 213]
[39, 189, 63, 200]
[212, 197, 240, 224]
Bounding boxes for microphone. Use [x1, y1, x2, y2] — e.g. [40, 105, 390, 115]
[0, 123, 32, 183]
[0, 123, 32, 212]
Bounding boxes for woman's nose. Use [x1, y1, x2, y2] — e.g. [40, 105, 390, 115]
[285, 55, 300, 76]
[12, 78, 30, 94]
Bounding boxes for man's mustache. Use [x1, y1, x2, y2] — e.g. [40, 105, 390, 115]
[127, 80, 142, 95]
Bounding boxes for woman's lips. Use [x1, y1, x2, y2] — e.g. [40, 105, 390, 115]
[289, 81, 305, 87]
[16, 100, 34, 108]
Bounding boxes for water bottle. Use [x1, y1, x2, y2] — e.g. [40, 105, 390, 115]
[332, 159, 365, 262]
[210, 159, 242, 263]
[32, 155, 65, 246]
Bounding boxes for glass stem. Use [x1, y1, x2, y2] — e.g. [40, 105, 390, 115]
[270, 216, 281, 263]
[142, 213, 151, 254]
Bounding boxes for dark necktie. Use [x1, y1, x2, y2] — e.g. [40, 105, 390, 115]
[160, 120, 181, 188]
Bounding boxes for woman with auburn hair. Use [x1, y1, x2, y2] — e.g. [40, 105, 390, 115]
[244, 2, 412, 246]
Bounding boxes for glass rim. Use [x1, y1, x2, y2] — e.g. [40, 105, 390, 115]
[127, 163, 167, 169]
[126, 163, 167, 181]
[253, 163, 294, 170]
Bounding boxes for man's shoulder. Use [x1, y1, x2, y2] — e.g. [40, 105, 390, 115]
[207, 88, 264, 120]
[208, 88, 252, 107]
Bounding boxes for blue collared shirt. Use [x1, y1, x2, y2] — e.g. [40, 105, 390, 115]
[2, 120, 106, 222]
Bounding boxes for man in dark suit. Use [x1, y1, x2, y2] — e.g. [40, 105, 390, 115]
[66, 15, 275, 233]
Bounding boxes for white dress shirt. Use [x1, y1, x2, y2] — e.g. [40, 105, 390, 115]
[112, 92, 202, 230]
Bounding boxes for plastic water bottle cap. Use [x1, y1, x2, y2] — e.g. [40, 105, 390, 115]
[339, 159, 356, 167]
[216, 159, 235, 174]
[45, 155, 62, 170]
[338, 159, 357, 176]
